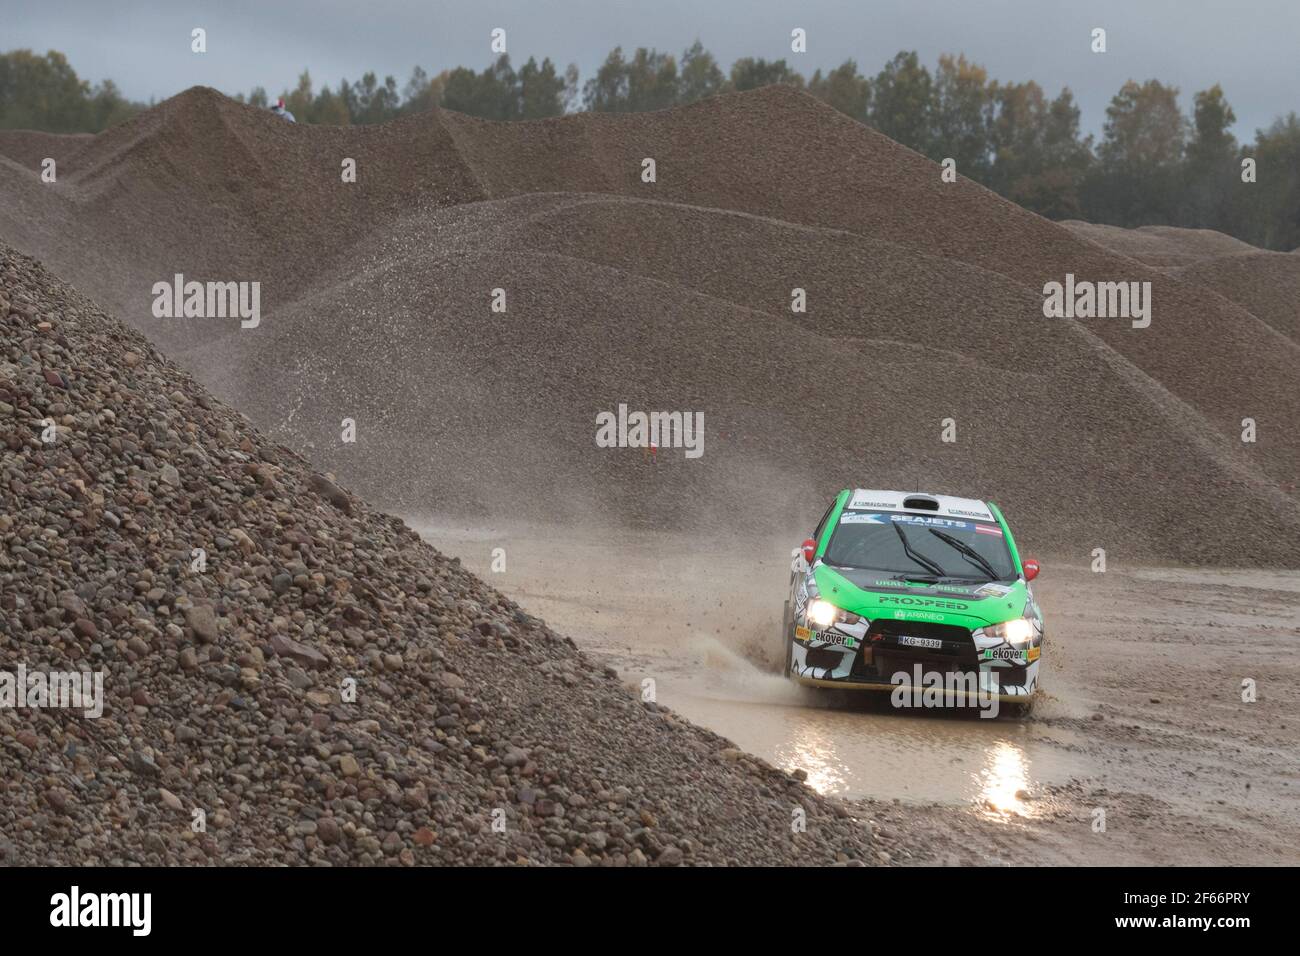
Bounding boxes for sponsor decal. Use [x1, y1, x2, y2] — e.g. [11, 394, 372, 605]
[982, 646, 1026, 661]
[890, 514, 974, 529]
[974, 524, 1004, 536]
[848, 493, 897, 509]
[839, 512, 886, 524]
[947, 507, 990, 519]
[878, 596, 969, 610]
[892, 609, 946, 621]
[794, 625, 812, 641]
[814, 630, 857, 649]
[870, 579, 977, 595]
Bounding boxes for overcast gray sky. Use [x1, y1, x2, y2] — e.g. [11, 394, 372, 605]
[5, 0, 1298, 138]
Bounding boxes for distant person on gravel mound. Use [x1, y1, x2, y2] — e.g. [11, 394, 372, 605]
[269, 97, 296, 123]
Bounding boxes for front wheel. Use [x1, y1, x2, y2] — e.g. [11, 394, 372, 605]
[779, 599, 794, 676]
[1007, 697, 1035, 719]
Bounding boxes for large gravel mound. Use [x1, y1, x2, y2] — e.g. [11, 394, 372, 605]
[1059, 221, 1259, 267]
[1, 86, 1297, 564]
[1172, 251, 1300, 344]
[0, 130, 93, 170]
[0, 243, 881, 866]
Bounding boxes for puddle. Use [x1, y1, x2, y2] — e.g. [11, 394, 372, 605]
[418, 517, 1090, 815]
[652, 683, 1085, 814]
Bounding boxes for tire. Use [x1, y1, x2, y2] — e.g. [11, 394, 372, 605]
[1008, 697, 1035, 719]
[780, 599, 794, 676]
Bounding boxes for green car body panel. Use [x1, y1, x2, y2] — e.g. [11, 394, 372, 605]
[811, 493, 1028, 631]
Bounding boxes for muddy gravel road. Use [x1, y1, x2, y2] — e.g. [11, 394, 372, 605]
[416, 517, 1300, 865]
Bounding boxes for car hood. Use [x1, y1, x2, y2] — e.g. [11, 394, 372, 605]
[812, 564, 1027, 628]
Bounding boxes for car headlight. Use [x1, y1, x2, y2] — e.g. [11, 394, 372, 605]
[983, 617, 1035, 645]
[807, 599, 861, 627]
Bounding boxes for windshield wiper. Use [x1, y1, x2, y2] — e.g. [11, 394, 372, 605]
[892, 524, 947, 577]
[926, 528, 999, 581]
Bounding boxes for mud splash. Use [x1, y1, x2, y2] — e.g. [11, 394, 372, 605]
[417, 518, 1088, 813]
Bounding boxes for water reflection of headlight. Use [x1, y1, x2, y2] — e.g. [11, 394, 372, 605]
[778, 726, 847, 796]
[979, 741, 1030, 815]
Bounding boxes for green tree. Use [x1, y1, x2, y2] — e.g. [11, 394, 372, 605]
[0, 49, 140, 132]
[1035, 88, 1093, 217]
[400, 65, 440, 115]
[1238, 114, 1300, 250]
[1182, 84, 1238, 228]
[626, 48, 678, 111]
[1098, 79, 1187, 168]
[85, 78, 138, 130]
[807, 60, 870, 122]
[931, 54, 993, 178]
[311, 84, 351, 125]
[518, 57, 571, 118]
[990, 81, 1048, 193]
[869, 51, 933, 153]
[342, 71, 401, 124]
[282, 70, 314, 121]
[1089, 79, 1187, 225]
[442, 55, 519, 119]
[728, 57, 804, 92]
[584, 47, 678, 112]
[989, 82, 1092, 217]
[678, 40, 724, 104]
[584, 47, 629, 112]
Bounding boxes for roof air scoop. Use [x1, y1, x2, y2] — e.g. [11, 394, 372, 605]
[903, 495, 940, 511]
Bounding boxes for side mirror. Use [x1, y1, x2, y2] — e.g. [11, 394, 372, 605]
[1022, 557, 1040, 582]
[801, 538, 817, 564]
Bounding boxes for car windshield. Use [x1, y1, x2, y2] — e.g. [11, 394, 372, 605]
[822, 511, 1017, 581]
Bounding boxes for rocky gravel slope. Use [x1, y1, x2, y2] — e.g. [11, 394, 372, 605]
[0, 244, 880, 865]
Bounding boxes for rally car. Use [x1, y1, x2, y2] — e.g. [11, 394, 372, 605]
[780, 489, 1044, 715]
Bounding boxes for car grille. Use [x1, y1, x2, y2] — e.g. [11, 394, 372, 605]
[867, 619, 973, 652]
[854, 619, 978, 678]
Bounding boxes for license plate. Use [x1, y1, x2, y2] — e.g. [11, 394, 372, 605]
[897, 635, 943, 650]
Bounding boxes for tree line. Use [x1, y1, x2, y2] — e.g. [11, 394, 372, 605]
[2, 46, 1297, 250]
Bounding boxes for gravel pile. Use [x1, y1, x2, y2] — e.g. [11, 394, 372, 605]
[1172, 251, 1300, 345]
[1062, 220, 1300, 344]
[1059, 221, 1259, 267]
[0, 243, 884, 865]
[0, 131, 93, 171]
[0, 86, 1296, 565]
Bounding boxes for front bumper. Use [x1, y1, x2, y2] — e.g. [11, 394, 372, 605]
[789, 620, 1040, 700]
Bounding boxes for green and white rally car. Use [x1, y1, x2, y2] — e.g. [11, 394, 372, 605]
[781, 489, 1044, 713]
